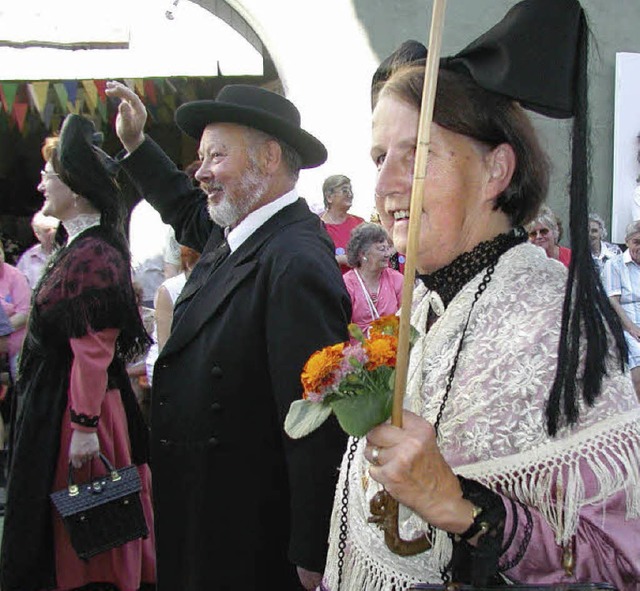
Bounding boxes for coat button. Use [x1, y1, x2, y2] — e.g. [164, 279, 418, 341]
[208, 437, 219, 448]
[210, 402, 223, 412]
[210, 366, 223, 378]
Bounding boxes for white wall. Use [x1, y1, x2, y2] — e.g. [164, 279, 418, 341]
[200, 0, 379, 219]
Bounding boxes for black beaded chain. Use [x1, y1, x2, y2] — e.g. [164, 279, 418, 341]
[433, 262, 496, 436]
[334, 230, 522, 589]
[336, 437, 360, 591]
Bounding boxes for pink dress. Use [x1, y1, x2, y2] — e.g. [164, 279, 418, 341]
[51, 329, 156, 591]
[343, 267, 404, 333]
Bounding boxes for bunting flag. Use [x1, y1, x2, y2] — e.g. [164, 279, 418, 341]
[53, 82, 69, 111]
[134, 79, 145, 97]
[143, 79, 157, 105]
[27, 81, 50, 118]
[96, 100, 107, 123]
[163, 93, 177, 111]
[94, 80, 107, 103]
[82, 79, 98, 112]
[0, 76, 217, 134]
[13, 102, 28, 132]
[43, 101, 55, 128]
[1, 83, 19, 113]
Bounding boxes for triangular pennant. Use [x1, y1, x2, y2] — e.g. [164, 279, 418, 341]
[134, 79, 145, 97]
[94, 80, 107, 103]
[147, 103, 158, 123]
[124, 79, 136, 91]
[163, 93, 176, 110]
[53, 82, 69, 112]
[154, 78, 165, 93]
[67, 101, 78, 115]
[44, 101, 55, 128]
[1, 83, 19, 113]
[143, 80, 157, 105]
[63, 80, 78, 104]
[30, 81, 50, 116]
[13, 102, 28, 132]
[96, 100, 107, 122]
[81, 80, 98, 112]
[165, 79, 177, 93]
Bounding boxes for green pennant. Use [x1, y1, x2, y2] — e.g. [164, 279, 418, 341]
[53, 83, 69, 113]
[1, 82, 19, 113]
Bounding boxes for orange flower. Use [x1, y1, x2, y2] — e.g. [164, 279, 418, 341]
[364, 334, 397, 370]
[369, 315, 400, 338]
[301, 342, 345, 398]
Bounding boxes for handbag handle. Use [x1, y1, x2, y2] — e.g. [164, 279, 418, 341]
[67, 452, 122, 497]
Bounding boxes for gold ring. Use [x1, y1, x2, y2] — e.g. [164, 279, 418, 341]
[371, 446, 380, 466]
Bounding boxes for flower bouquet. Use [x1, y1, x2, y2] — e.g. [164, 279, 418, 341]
[285, 315, 416, 438]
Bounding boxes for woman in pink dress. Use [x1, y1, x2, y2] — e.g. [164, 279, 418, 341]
[343, 223, 403, 335]
[526, 204, 572, 268]
[0, 115, 155, 591]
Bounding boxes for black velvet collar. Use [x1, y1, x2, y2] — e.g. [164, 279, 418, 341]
[417, 227, 527, 308]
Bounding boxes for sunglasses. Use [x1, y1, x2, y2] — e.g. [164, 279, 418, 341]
[528, 227, 550, 239]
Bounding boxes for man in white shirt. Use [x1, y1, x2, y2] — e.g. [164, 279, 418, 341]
[106, 81, 351, 591]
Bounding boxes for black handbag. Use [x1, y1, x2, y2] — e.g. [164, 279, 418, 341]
[50, 452, 149, 561]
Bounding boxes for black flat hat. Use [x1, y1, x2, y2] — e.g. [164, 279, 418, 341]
[57, 114, 121, 218]
[175, 85, 327, 169]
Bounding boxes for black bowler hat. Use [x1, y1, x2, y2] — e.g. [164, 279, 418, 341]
[175, 85, 327, 169]
[57, 114, 122, 224]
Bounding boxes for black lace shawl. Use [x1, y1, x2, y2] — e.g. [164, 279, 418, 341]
[0, 225, 151, 591]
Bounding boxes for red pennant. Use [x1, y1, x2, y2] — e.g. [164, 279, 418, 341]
[94, 80, 108, 103]
[143, 80, 157, 105]
[13, 102, 28, 131]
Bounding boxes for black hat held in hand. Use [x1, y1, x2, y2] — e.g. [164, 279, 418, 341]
[175, 84, 328, 169]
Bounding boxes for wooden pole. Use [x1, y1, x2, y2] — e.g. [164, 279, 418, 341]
[392, 0, 448, 427]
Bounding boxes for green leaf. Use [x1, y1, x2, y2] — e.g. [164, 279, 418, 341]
[284, 399, 333, 439]
[329, 387, 393, 437]
[348, 323, 365, 342]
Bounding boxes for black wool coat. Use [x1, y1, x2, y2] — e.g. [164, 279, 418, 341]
[121, 139, 351, 591]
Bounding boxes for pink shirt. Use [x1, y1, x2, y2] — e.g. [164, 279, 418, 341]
[323, 214, 365, 273]
[0, 262, 30, 357]
[343, 267, 404, 333]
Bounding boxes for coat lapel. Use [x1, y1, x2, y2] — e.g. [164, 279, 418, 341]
[159, 199, 312, 359]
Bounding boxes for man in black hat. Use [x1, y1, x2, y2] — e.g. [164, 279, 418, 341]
[105, 80, 351, 591]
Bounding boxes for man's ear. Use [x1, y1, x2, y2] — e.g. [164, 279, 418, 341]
[485, 142, 516, 201]
[260, 139, 283, 175]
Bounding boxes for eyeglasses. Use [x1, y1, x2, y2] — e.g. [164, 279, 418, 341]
[332, 185, 353, 196]
[40, 170, 59, 181]
[528, 227, 550, 239]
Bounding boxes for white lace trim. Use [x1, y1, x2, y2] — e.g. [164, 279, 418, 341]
[63, 213, 101, 244]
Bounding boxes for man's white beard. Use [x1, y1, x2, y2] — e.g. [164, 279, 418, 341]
[207, 163, 269, 229]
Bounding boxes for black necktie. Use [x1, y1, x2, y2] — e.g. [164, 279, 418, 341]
[173, 239, 230, 311]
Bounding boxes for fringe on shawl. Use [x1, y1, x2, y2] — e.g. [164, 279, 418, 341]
[456, 409, 640, 546]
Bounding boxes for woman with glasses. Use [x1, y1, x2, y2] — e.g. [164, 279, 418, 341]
[525, 204, 572, 267]
[0, 115, 155, 591]
[320, 174, 365, 273]
[343, 223, 403, 335]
